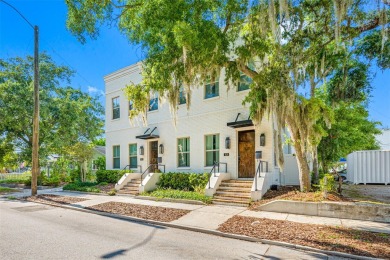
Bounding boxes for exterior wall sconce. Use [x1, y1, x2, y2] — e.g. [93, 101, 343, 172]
[139, 146, 144, 155]
[255, 151, 262, 160]
[260, 133, 266, 146]
[225, 137, 231, 149]
[159, 144, 164, 154]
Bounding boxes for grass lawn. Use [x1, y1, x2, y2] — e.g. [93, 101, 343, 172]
[0, 186, 18, 194]
[142, 188, 212, 204]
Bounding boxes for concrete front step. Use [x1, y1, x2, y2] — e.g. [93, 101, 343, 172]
[217, 186, 250, 192]
[122, 186, 139, 191]
[125, 183, 141, 187]
[219, 183, 252, 188]
[212, 198, 249, 207]
[214, 193, 251, 199]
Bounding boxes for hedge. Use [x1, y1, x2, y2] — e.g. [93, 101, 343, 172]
[96, 170, 127, 184]
[156, 172, 210, 191]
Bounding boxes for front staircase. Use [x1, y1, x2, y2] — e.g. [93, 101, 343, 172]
[117, 178, 141, 195]
[212, 180, 252, 207]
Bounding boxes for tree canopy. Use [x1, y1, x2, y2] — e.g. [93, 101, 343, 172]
[0, 54, 104, 163]
[66, 0, 389, 190]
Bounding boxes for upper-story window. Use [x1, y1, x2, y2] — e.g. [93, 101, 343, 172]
[238, 62, 255, 92]
[204, 78, 219, 99]
[129, 100, 133, 111]
[238, 74, 252, 91]
[178, 86, 186, 105]
[112, 97, 120, 119]
[149, 93, 158, 111]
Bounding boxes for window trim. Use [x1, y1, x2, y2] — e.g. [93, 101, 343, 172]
[204, 134, 220, 167]
[129, 143, 138, 169]
[112, 96, 120, 120]
[113, 145, 120, 169]
[177, 137, 190, 168]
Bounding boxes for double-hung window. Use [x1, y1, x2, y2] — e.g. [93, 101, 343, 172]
[205, 134, 219, 166]
[178, 86, 186, 105]
[149, 93, 158, 111]
[113, 145, 120, 169]
[238, 62, 254, 91]
[204, 78, 219, 99]
[129, 144, 137, 168]
[177, 137, 190, 167]
[112, 97, 120, 119]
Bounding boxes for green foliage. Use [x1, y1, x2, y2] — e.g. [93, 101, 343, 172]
[92, 138, 105, 146]
[318, 102, 381, 171]
[157, 172, 210, 191]
[144, 188, 212, 204]
[0, 172, 31, 184]
[319, 174, 336, 194]
[0, 187, 17, 193]
[63, 181, 101, 193]
[0, 54, 104, 163]
[94, 156, 106, 171]
[96, 170, 127, 184]
[107, 189, 116, 196]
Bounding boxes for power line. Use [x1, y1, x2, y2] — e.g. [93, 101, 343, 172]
[0, 0, 34, 29]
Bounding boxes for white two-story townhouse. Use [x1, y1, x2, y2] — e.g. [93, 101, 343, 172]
[104, 62, 300, 205]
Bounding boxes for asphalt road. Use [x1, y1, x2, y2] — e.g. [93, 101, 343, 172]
[0, 198, 344, 260]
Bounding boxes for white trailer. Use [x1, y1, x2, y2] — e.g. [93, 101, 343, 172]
[347, 150, 390, 185]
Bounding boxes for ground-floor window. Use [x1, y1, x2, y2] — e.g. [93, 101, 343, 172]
[129, 143, 137, 168]
[205, 134, 219, 166]
[177, 137, 190, 167]
[113, 145, 120, 169]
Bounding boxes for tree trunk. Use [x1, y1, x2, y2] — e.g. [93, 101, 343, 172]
[286, 116, 311, 192]
[312, 148, 319, 184]
[294, 143, 311, 191]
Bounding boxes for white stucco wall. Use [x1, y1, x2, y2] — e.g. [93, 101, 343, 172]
[104, 64, 276, 179]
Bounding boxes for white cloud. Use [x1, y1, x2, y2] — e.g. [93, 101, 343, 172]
[87, 86, 104, 96]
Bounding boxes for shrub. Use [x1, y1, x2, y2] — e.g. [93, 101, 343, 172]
[156, 172, 210, 191]
[143, 188, 212, 203]
[96, 170, 127, 183]
[107, 189, 116, 196]
[320, 174, 336, 194]
[63, 182, 100, 193]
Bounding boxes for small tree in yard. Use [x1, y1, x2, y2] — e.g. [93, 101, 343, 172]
[64, 142, 95, 182]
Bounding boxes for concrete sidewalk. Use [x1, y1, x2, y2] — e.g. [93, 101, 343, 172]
[6, 188, 390, 235]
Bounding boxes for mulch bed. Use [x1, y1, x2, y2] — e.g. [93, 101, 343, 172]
[218, 215, 390, 258]
[86, 201, 189, 222]
[24, 194, 88, 205]
[249, 186, 351, 210]
[96, 183, 115, 193]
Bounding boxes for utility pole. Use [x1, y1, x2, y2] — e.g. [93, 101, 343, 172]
[0, 0, 40, 196]
[32, 25, 39, 196]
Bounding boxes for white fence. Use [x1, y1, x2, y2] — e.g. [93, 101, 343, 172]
[347, 150, 390, 184]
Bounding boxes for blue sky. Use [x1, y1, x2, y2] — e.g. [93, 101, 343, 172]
[1, 0, 389, 128]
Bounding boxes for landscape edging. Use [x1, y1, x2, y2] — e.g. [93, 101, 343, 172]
[21, 198, 381, 260]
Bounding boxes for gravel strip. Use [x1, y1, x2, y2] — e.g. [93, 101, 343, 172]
[218, 215, 390, 258]
[25, 194, 88, 205]
[86, 201, 189, 222]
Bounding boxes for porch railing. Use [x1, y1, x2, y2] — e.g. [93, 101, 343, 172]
[122, 165, 142, 173]
[140, 164, 166, 186]
[254, 160, 269, 191]
[207, 161, 227, 189]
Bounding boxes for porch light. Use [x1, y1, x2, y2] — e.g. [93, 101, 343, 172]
[260, 133, 266, 146]
[159, 144, 164, 154]
[225, 137, 231, 149]
[139, 146, 144, 155]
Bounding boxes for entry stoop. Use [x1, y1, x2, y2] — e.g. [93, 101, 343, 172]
[212, 180, 252, 207]
[117, 179, 141, 195]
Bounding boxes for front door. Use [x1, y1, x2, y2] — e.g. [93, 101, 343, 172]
[149, 141, 158, 172]
[238, 130, 255, 178]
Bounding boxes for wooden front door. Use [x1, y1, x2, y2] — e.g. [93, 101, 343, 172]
[238, 130, 255, 178]
[149, 141, 158, 172]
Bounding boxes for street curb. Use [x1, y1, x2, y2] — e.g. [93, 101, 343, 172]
[134, 195, 207, 205]
[20, 198, 381, 260]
